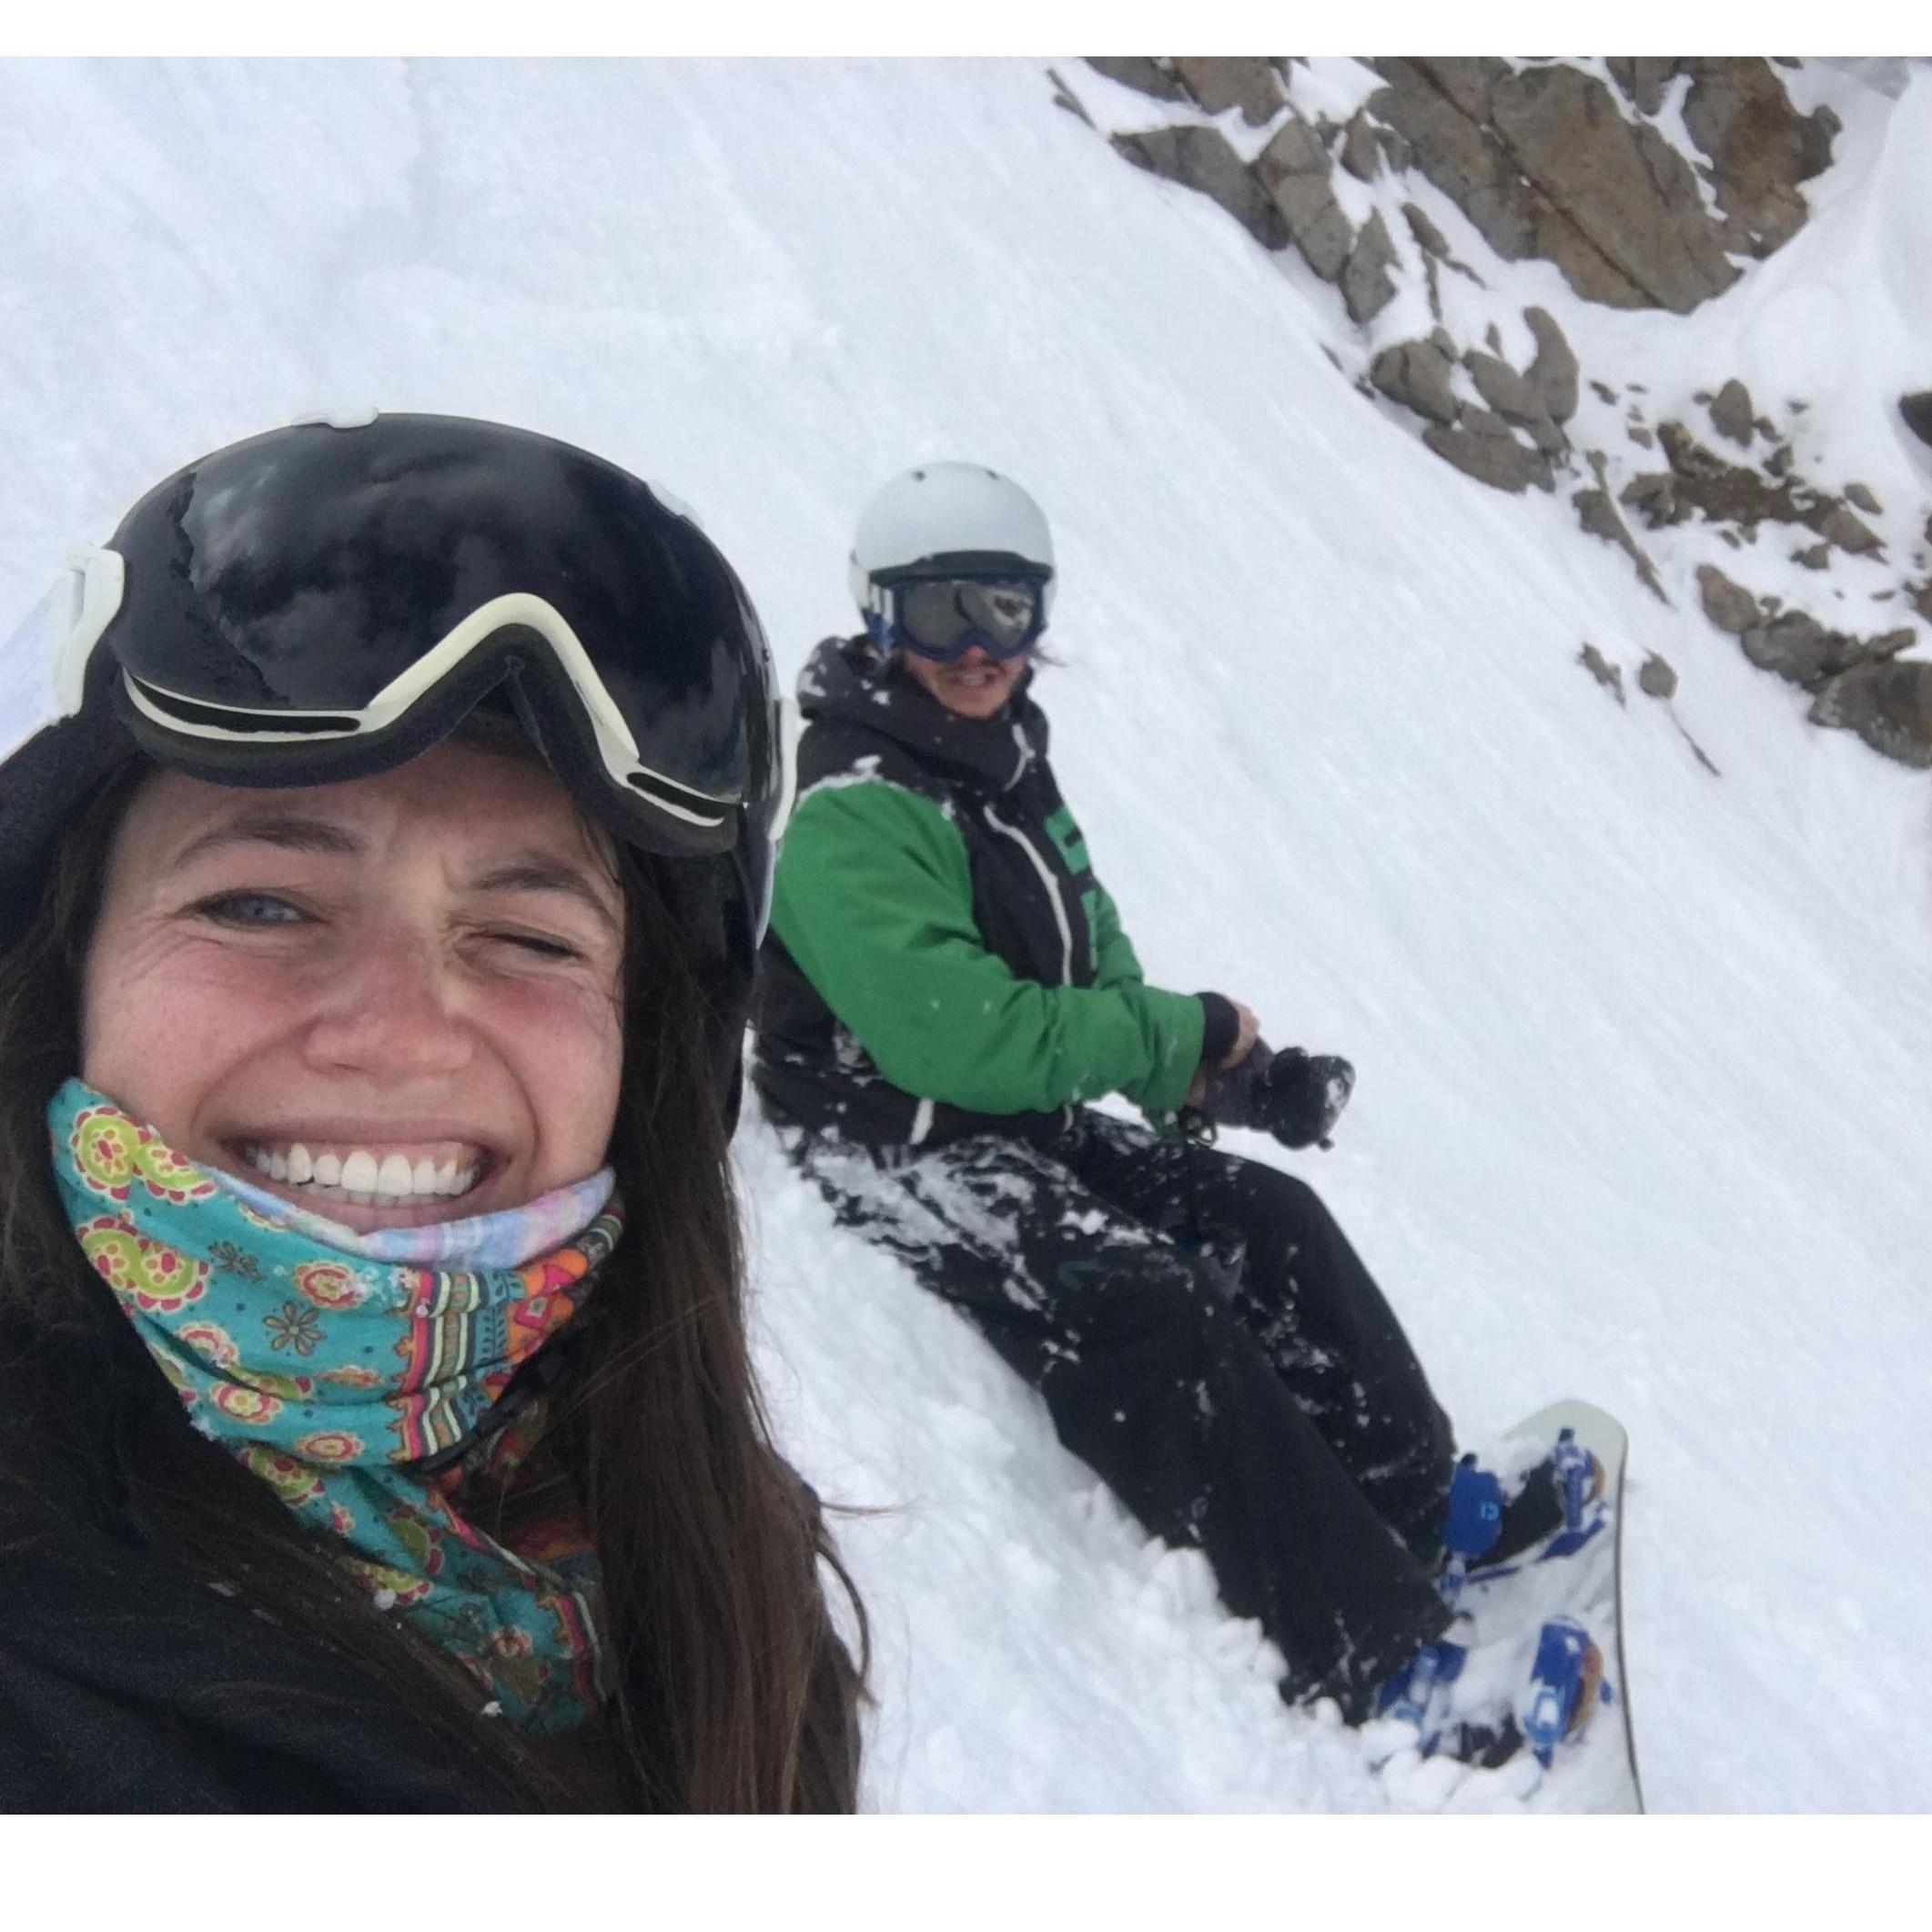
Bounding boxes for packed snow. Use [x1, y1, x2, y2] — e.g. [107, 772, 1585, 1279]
[2, 56, 1929, 1812]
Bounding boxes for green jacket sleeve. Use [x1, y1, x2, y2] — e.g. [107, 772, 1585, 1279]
[1087, 879, 1147, 991]
[770, 780, 1205, 1117]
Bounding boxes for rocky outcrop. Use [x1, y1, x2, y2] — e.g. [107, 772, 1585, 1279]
[1627, 422, 1890, 562]
[1085, 57, 1188, 104]
[1695, 567, 1917, 693]
[1577, 456, 1666, 601]
[1578, 642, 1626, 703]
[1077, 58, 1927, 777]
[1423, 409, 1552, 493]
[1810, 661, 1932, 766]
[1678, 59, 1838, 257]
[1638, 653, 1678, 699]
[1364, 59, 1742, 313]
[1254, 117, 1354, 280]
[1604, 57, 1679, 117]
[1371, 338, 1459, 423]
[1341, 209, 1400, 323]
[1171, 57, 1285, 126]
[1522, 307, 1580, 421]
[1696, 564, 1762, 634]
[1110, 126, 1290, 250]
[1709, 379, 1756, 447]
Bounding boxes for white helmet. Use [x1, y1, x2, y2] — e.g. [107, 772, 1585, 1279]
[848, 462, 1056, 632]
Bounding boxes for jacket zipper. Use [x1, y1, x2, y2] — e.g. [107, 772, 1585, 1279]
[983, 802, 1074, 986]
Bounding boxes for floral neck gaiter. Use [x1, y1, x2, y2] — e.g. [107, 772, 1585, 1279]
[48, 1077, 621, 1735]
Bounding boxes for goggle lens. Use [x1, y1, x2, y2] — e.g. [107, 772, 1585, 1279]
[894, 578, 1043, 663]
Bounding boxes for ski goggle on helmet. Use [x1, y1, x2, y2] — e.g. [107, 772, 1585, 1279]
[0, 412, 784, 1116]
[848, 460, 1056, 664]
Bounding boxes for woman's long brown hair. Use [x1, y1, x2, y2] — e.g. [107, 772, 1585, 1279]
[0, 757, 865, 1811]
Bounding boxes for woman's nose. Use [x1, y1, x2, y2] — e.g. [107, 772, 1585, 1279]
[300, 928, 474, 1078]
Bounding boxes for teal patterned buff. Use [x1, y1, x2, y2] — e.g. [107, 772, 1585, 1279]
[48, 1077, 622, 1734]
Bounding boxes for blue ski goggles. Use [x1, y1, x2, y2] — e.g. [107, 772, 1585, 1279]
[878, 572, 1048, 664]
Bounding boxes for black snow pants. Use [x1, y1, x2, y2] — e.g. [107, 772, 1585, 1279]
[786, 1108, 1458, 1713]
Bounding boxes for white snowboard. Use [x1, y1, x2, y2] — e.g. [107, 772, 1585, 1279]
[1459, 1399, 1643, 1813]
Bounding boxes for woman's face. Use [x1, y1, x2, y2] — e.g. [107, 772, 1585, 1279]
[80, 738, 626, 1232]
[898, 642, 1029, 720]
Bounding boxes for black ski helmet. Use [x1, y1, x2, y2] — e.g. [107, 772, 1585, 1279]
[0, 411, 784, 1125]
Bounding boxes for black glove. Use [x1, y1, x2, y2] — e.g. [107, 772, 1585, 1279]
[1255, 1047, 1356, 1148]
[1193, 1042, 1355, 1150]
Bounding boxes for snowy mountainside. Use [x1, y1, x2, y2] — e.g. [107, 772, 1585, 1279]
[2, 57, 1929, 1811]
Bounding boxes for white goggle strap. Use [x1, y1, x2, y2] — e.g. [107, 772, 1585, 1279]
[5, 548, 127, 720]
[120, 590, 733, 832]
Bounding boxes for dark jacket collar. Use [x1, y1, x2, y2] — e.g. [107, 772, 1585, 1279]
[795, 634, 1048, 795]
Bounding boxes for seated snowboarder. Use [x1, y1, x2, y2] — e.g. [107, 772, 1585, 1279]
[753, 460, 1593, 1757]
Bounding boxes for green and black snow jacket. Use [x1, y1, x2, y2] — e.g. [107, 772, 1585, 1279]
[751, 635, 1208, 1146]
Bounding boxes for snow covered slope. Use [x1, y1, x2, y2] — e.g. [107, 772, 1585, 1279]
[3, 57, 1928, 1812]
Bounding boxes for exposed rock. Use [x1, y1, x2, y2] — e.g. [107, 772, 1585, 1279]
[1591, 379, 1619, 406]
[1821, 504, 1882, 555]
[1423, 409, 1552, 492]
[1629, 425, 1655, 449]
[1654, 420, 1874, 544]
[1340, 109, 1383, 182]
[1402, 202, 1451, 258]
[1809, 659, 1932, 767]
[1367, 59, 1744, 313]
[1578, 643, 1626, 703]
[1341, 208, 1400, 323]
[1623, 472, 1683, 528]
[1575, 456, 1667, 601]
[1047, 68, 1095, 128]
[1364, 60, 1536, 257]
[1678, 58, 1837, 258]
[1901, 392, 1932, 449]
[1371, 339, 1460, 424]
[1638, 652, 1679, 699]
[1110, 126, 1290, 250]
[1172, 56, 1286, 126]
[1084, 57, 1187, 104]
[1793, 541, 1830, 570]
[1709, 379, 1756, 447]
[1464, 349, 1543, 427]
[1522, 307, 1580, 422]
[1605, 58, 1680, 116]
[1766, 444, 1794, 478]
[1738, 610, 1881, 689]
[1522, 414, 1569, 457]
[1254, 117, 1355, 280]
[1696, 562, 1761, 634]
[1845, 481, 1882, 514]
[1911, 578, 1932, 623]
[1753, 415, 1777, 440]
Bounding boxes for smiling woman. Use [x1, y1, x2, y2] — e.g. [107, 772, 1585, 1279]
[0, 414, 864, 1813]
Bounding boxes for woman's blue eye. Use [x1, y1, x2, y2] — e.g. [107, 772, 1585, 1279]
[201, 892, 305, 926]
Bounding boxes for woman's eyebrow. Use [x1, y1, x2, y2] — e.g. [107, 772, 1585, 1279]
[466, 853, 622, 931]
[167, 813, 365, 871]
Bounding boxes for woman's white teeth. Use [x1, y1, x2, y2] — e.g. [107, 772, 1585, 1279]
[243, 1142, 478, 1201]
